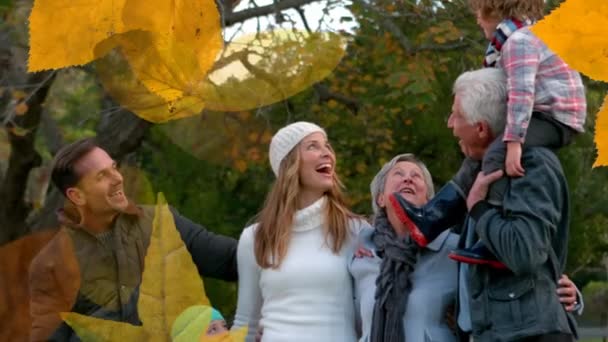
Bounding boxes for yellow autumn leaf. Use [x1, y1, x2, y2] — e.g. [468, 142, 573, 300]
[139, 193, 211, 339]
[107, 0, 222, 102]
[28, 0, 221, 72]
[199, 30, 347, 112]
[61, 313, 146, 341]
[62, 193, 212, 341]
[96, 50, 205, 123]
[28, 0, 126, 71]
[530, 0, 608, 82]
[594, 94, 608, 167]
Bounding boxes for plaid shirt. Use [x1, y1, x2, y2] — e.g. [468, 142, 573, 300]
[499, 27, 587, 143]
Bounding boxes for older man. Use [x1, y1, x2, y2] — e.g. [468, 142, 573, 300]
[441, 68, 577, 341]
[29, 138, 238, 341]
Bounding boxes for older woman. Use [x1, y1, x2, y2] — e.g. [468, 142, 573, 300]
[349, 153, 459, 342]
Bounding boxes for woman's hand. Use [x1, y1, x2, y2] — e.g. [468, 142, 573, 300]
[354, 245, 373, 258]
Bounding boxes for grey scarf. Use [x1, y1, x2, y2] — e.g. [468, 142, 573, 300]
[370, 211, 420, 342]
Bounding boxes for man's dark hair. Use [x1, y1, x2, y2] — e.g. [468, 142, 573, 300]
[51, 138, 100, 196]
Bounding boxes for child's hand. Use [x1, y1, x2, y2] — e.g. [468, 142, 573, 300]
[505, 142, 525, 177]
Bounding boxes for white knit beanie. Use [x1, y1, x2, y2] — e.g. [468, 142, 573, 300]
[269, 121, 326, 177]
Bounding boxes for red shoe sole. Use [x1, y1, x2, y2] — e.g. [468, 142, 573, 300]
[389, 194, 429, 247]
[448, 252, 508, 269]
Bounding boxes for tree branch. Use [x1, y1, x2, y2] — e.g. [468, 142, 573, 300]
[224, 0, 321, 26]
[0, 71, 55, 244]
[313, 84, 359, 113]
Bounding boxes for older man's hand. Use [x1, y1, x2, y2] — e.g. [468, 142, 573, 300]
[466, 170, 504, 210]
[557, 274, 579, 312]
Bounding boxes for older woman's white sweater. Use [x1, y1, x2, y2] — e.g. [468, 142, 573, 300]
[232, 197, 363, 342]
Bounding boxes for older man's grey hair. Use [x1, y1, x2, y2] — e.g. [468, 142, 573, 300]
[370, 153, 435, 216]
[453, 68, 507, 137]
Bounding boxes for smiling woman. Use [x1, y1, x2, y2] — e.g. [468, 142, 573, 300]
[232, 121, 371, 342]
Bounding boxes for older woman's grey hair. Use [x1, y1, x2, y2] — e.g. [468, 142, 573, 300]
[370, 153, 435, 216]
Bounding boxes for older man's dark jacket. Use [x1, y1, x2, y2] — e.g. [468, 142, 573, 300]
[459, 147, 577, 341]
[28, 203, 237, 342]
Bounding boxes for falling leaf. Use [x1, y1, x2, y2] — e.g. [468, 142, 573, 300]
[14, 102, 28, 115]
[531, 0, 608, 82]
[95, 50, 205, 123]
[107, 0, 222, 102]
[198, 30, 347, 112]
[29, 1, 345, 125]
[62, 193, 212, 341]
[28, 0, 126, 71]
[594, 94, 608, 167]
[28, 0, 221, 72]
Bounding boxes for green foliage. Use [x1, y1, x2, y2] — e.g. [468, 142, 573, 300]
[580, 281, 608, 326]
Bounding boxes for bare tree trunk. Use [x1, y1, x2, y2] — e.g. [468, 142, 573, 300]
[0, 71, 54, 245]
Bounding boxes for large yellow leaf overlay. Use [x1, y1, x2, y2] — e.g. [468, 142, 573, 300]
[28, 0, 127, 71]
[531, 0, 608, 83]
[61, 194, 246, 341]
[531, 0, 608, 167]
[199, 30, 347, 112]
[28, 0, 346, 123]
[593, 95, 608, 167]
[95, 29, 346, 122]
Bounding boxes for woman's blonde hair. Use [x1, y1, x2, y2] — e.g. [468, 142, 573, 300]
[469, 0, 545, 21]
[254, 144, 355, 268]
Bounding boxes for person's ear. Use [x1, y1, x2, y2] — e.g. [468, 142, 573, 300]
[477, 121, 491, 139]
[66, 187, 86, 206]
[377, 193, 386, 208]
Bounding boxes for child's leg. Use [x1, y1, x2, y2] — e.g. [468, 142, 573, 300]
[523, 111, 573, 148]
[481, 134, 508, 206]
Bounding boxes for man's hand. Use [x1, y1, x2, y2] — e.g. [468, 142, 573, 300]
[505, 141, 525, 177]
[557, 274, 579, 312]
[466, 170, 504, 210]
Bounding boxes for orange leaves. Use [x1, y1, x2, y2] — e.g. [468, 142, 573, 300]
[14, 102, 28, 116]
[530, 0, 608, 167]
[531, 0, 608, 83]
[28, 0, 127, 71]
[593, 95, 608, 167]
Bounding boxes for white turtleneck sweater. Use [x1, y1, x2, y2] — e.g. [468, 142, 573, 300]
[232, 197, 366, 342]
